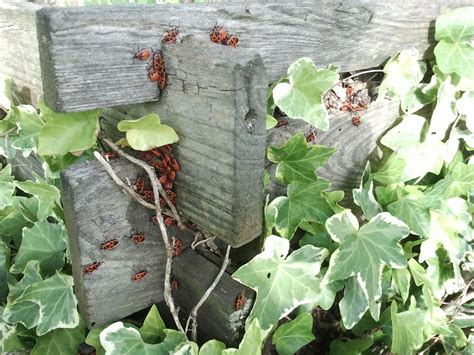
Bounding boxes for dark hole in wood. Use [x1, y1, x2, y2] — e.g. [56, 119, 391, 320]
[338, 128, 342, 132]
[266, 272, 271, 279]
[244, 109, 257, 134]
[91, 322, 96, 327]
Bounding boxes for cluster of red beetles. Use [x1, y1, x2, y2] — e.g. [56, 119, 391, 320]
[339, 86, 368, 127]
[134, 25, 239, 88]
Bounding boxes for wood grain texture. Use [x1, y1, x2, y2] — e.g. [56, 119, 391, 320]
[61, 158, 252, 342]
[98, 37, 267, 248]
[0, 0, 43, 106]
[267, 98, 401, 208]
[35, 0, 469, 111]
[61, 158, 168, 327]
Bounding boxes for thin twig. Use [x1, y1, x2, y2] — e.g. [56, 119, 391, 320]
[98, 137, 184, 332]
[191, 234, 216, 250]
[93, 152, 174, 218]
[99, 135, 184, 229]
[185, 245, 231, 341]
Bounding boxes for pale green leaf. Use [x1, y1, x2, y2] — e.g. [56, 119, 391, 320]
[268, 180, 334, 239]
[31, 318, 85, 355]
[174, 341, 199, 355]
[339, 276, 369, 329]
[199, 339, 226, 355]
[0, 181, 15, 210]
[38, 101, 100, 156]
[232, 236, 328, 331]
[267, 133, 334, 184]
[272, 313, 315, 355]
[434, 7, 474, 79]
[139, 304, 166, 343]
[85, 324, 110, 355]
[100, 322, 186, 354]
[223, 319, 266, 354]
[0, 77, 13, 110]
[273, 58, 339, 131]
[266, 115, 277, 130]
[117, 114, 179, 151]
[0, 164, 14, 182]
[352, 162, 382, 220]
[326, 211, 409, 324]
[8, 261, 43, 301]
[392, 267, 411, 304]
[457, 91, 474, 133]
[10, 221, 67, 275]
[15, 181, 61, 221]
[3, 273, 79, 336]
[372, 154, 406, 185]
[378, 49, 427, 107]
[381, 115, 446, 181]
[428, 75, 458, 140]
[10, 105, 44, 154]
[0, 241, 10, 302]
[0, 197, 37, 237]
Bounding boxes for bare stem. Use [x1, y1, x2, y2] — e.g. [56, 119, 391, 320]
[185, 245, 231, 341]
[99, 136, 184, 228]
[98, 137, 184, 332]
[93, 152, 174, 217]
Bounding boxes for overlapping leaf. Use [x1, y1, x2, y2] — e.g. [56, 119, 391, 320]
[3, 273, 79, 336]
[352, 162, 382, 220]
[434, 7, 474, 79]
[10, 221, 67, 276]
[31, 319, 85, 355]
[325, 211, 409, 326]
[273, 58, 339, 131]
[9, 105, 44, 154]
[232, 236, 328, 331]
[267, 133, 335, 184]
[15, 181, 61, 221]
[117, 114, 179, 151]
[38, 101, 100, 156]
[223, 319, 266, 354]
[272, 313, 315, 355]
[267, 180, 334, 239]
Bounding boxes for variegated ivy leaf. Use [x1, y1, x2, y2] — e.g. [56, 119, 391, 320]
[100, 322, 186, 355]
[9, 105, 44, 155]
[352, 162, 382, 220]
[232, 236, 328, 331]
[15, 181, 61, 221]
[267, 133, 335, 184]
[434, 7, 474, 80]
[380, 114, 446, 181]
[428, 74, 458, 140]
[223, 319, 266, 354]
[325, 211, 409, 327]
[3, 273, 79, 336]
[31, 318, 85, 355]
[273, 58, 339, 131]
[458, 91, 474, 133]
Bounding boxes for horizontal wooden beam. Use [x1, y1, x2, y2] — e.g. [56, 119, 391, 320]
[35, 0, 470, 111]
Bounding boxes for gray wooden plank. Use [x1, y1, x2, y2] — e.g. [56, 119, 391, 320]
[97, 37, 267, 248]
[0, 0, 43, 106]
[267, 98, 401, 208]
[61, 157, 252, 342]
[35, 0, 470, 111]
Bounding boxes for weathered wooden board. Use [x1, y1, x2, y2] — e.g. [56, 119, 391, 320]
[61, 158, 253, 341]
[96, 38, 267, 248]
[35, 0, 470, 111]
[0, 0, 43, 106]
[267, 98, 401, 208]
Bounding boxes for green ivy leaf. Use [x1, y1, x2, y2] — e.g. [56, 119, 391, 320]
[372, 154, 406, 185]
[199, 339, 226, 355]
[380, 114, 446, 181]
[139, 305, 166, 343]
[458, 91, 474, 133]
[8, 261, 43, 301]
[392, 268, 411, 304]
[38, 101, 100, 156]
[223, 319, 266, 354]
[100, 322, 186, 354]
[329, 337, 373, 355]
[0, 197, 37, 237]
[428, 75, 458, 140]
[3, 273, 79, 336]
[272, 312, 315, 355]
[0, 241, 10, 302]
[15, 181, 61, 221]
[386, 189, 431, 238]
[266, 115, 277, 130]
[117, 114, 179, 151]
[427, 162, 474, 201]
[325, 211, 409, 326]
[268, 180, 334, 240]
[434, 7, 474, 79]
[378, 50, 427, 110]
[10, 221, 67, 276]
[339, 276, 369, 329]
[0, 181, 15, 210]
[85, 323, 110, 355]
[352, 162, 382, 220]
[31, 318, 85, 355]
[232, 236, 328, 331]
[267, 133, 335, 184]
[273, 58, 339, 131]
[10, 105, 44, 155]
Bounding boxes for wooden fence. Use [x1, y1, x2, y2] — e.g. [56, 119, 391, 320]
[0, 0, 468, 345]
